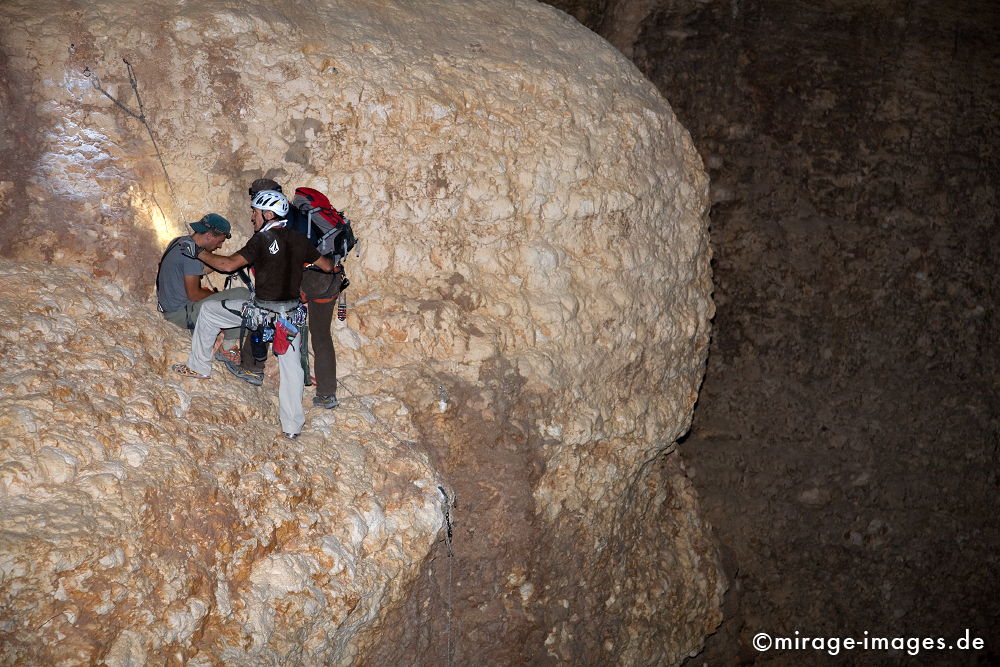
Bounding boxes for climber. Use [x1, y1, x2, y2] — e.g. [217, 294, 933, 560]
[249, 177, 346, 410]
[248, 177, 309, 237]
[233, 178, 295, 389]
[209, 177, 311, 388]
[155, 213, 250, 338]
[171, 190, 336, 440]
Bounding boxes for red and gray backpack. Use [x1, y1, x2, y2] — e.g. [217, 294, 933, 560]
[292, 187, 358, 265]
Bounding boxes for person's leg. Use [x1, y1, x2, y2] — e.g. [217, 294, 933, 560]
[301, 269, 343, 401]
[309, 297, 337, 398]
[276, 327, 306, 435]
[200, 293, 266, 372]
[240, 330, 267, 372]
[186, 301, 241, 376]
[162, 309, 190, 331]
[192, 287, 250, 341]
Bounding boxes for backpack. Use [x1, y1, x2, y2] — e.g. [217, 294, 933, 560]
[154, 236, 184, 312]
[292, 187, 358, 265]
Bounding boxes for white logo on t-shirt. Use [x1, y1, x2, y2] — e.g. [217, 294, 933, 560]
[268, 239, 279, 255]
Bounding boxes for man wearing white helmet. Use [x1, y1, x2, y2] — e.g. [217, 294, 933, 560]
[171, 189, 336, 439]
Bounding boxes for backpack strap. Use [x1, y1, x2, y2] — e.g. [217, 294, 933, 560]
[154, 236, 184, 312]
[305, 206, 321, 242]
[225, 267, 255, 293]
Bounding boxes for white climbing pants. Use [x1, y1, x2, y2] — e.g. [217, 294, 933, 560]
[186, 299, 306, 435]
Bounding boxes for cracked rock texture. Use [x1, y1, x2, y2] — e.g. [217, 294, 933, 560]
[0, 260, 444, 664]
[0, 0, 722, 664]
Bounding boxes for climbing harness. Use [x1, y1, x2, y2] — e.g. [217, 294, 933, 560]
[224, 267, 255, 292]
[237, 299, 306, 360]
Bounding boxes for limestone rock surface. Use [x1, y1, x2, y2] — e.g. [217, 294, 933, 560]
[0, 0, 722, 663]
[0, 261, 444, 664]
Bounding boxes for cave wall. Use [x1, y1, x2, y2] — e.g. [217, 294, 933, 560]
[0, 261, 446, 665]
[552, 0, 999, 662]
[0, 0, 726, 664]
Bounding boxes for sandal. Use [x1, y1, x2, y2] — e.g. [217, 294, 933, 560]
[172, 363, 209, 379]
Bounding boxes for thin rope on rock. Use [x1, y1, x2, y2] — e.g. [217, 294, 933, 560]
[85, 59, 177, 213]
[438, 485, 456, 666]
[338, 375, 457, 663]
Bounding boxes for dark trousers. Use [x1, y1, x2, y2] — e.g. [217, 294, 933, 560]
[240, 335, 265, 372]
[300, 268, 345, 397]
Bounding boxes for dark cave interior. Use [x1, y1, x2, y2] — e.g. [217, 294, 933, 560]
[548, 0, 998, 663]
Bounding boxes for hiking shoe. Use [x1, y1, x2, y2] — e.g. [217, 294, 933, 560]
[172, 363, 209, 379]
[214, 346, 241, 364]
[283, 432, 299, 440]
[313, 395, 339, 409]
[223, 359, 263, 387]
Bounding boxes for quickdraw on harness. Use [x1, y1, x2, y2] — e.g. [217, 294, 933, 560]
[235, 298, 307, 360]
[337, 291, 348, 321]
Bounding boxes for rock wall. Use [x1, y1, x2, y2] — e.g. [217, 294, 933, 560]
[561, 0, 1000, 662]
[0, 260, 444, 664]
[0, 0, 723, 663]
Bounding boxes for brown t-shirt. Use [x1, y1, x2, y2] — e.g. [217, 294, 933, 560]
[237, 226, 320, 301]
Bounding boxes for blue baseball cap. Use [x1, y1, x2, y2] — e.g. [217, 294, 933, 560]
[190, 213, 232, 238]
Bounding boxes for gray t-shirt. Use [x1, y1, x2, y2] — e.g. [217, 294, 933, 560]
[156, 236, 205, 313]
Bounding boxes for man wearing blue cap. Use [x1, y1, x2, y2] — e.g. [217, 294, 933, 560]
[155, 213, 249, 336]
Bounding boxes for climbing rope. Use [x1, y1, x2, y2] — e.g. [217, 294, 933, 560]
[84, 59, 177, 211]
[337, 375, 457, 663]
[438, 485, 455, 667]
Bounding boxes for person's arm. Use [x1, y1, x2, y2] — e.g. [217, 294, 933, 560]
[184, 274, 216, 301]
[312, 255, 336, 272]
[197, 250, 249, 274]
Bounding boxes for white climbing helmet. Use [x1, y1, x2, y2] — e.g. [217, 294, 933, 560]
[251, 189, 289, 217]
